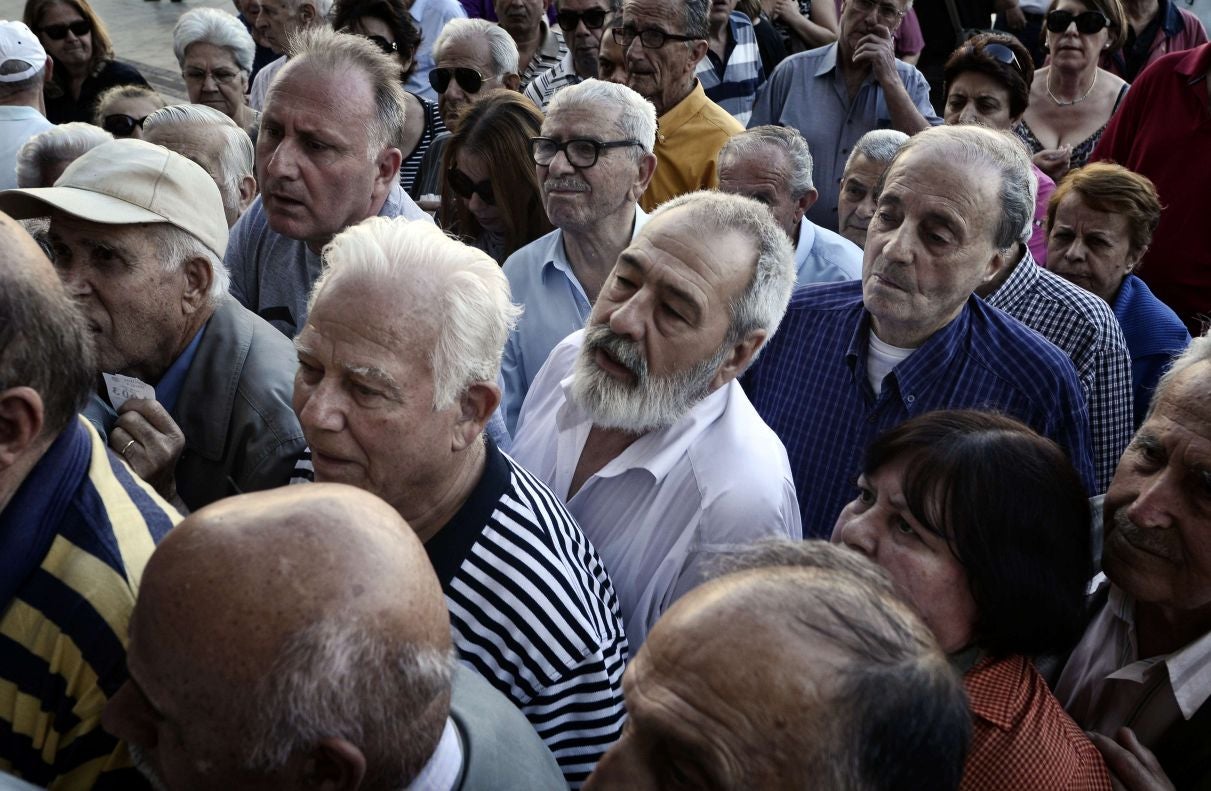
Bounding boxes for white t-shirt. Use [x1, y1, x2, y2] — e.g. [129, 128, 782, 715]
[867, 331, 916, 395]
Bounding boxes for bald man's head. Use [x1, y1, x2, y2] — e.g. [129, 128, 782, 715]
[103, 484, 455, 791]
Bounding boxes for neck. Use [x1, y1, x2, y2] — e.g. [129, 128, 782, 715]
[231, 103, 252, 129]
[306, 197, 389, 254]
[513, 24, 542, 52]
[710, 15, 730, 41]
[975, 244, 1021, 297]
[406, 439, 487, 543]
[1049, 64, 1096, 96]
[657, 78, 696, 116]
[562, 204, 637, 302]
[870, 306, 962, 349]
[1135, 599, 1211, 658]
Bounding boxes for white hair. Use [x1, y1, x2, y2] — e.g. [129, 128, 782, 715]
[432, 18, 519, 76]
[172, 8, 256, 72]
[16, 123, 113, 187]
[310, 217, 522, 409]
[720, 125, 815, 197]
[545, 78, 657, 155]
[149, 224, 231, 304]
[844, 128, 909, 172]
[1149, 335, 1211, 417]
[144, 104, 254, 222]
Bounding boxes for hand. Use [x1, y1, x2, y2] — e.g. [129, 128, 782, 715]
[1032, 146, 1072, 181]
[109, 398, 185, 502]
[771, 0, 799, 22]
[1004, 4, 1027, 30]
[852, 24, 898, 85]
[1087, 728, 1176, 791]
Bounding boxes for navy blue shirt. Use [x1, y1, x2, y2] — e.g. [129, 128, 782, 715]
[743, 281, 1096, 538]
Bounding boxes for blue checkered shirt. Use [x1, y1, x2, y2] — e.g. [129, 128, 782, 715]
[742, 280, 1096, 538]
[696, 11, 765, 125]
[984, 252, 1134, 492]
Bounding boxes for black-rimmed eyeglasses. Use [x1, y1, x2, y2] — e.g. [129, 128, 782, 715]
[611, 25, 699, 49]
[530, 137, 643, 168]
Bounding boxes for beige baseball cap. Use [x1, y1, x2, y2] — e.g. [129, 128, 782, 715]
[0, 138, 228, 259]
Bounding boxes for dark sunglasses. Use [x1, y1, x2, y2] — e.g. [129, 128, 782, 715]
[101, 114, 148, 136]
[556, 8, 608, 32]
[366, 34, 397, 54]
[39, 19, 91, 40]
[448, 167, 495, 205]
[1045, 9, 1111, 34]
[429, 66, 485, 95]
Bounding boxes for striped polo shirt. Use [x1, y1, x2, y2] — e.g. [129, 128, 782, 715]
[696, 11, 766, 125]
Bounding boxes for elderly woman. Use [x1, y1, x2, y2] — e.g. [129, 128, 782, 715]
[1047, 163, 1191, 427]
[172, 8, 259, 140]
[24, 0, 149, 125]
[1014, 0, 1129, 181]
[944, 33, 1054, 265]
[441, 90, 551, 264]
[834, 410, 1112, 790]
[93, 84, 164, 139]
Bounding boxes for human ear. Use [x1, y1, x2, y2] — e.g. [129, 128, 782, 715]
[0, 387, 46, 470]
[181, 256, 214, 315]
[301, 738, 366, 790]
[709, 329, 768, 390]
[452, 382, 501, 452]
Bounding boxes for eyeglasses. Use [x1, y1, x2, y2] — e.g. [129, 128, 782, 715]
[848, 0, 907, 25]
[1045, 9, 1111, 33]
[556, 8, 608, 32]
[366, 34, 397, 54]
[611, 25, 699, 49]
[429, 66, 485, 95]
[39, 19, 91, 40]
[448, 167, 495, 205]
[183, 67, 243, 85]
[530, 136, 643, 168]
[101, 114, 148, 136]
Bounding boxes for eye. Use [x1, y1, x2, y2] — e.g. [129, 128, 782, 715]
[894, 517, 918, 536]
[297, 358, 321, 383]
[1051, 230, 1074, 243]
[946, 95, 964, 109]
[855, 483, 875, 506]
[305, 138, 330, 152]
[661, 303, 686, 323]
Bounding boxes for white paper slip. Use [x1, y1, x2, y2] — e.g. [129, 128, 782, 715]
[103, 373, 156, 411]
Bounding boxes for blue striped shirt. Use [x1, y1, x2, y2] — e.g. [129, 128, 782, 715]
[742, 281, 1096, 538]
[697, 11, 765, 125]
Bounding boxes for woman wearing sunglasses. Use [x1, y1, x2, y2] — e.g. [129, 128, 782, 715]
[23, 0, 149, 125]
[92, 84, 165, 139]
[1013, 0, 1129, 182]
[440, 90, 552, 264]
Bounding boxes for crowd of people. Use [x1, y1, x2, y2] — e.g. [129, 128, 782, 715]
[0, 0, 1208, 787]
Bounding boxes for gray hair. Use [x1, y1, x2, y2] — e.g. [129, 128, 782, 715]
[16, 123, 113, 187]
[311, 217, 523, 409]
[843, 128, 909, 173]
[680, 0, 710, 38]
[93, 84, 167, 127]
[144, 104, 254, 222]
[651, 191, 796, 369]
[172, 8, 257, 73]
[148, 223, 231, 304]
[887, 125, 1037, 250]
[0, 57, 45, 97]
[708, 538, 895, 594]
[545, 78, 657, 155]
[244, 616, 455, 789]
[720, 125, 815, 198]
[1149, 334, 1211, 417]
[432, 18, 519, 77]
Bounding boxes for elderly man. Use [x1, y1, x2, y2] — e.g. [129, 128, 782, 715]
[583, 541, 971, 790]
[292, 217, 627, 786]
[0, 22, 51, 190]
[498, 0, 568, 88]
[431, 18, 521, 132]
[249, 0, 332, 109]
[102, 485, 567, 791]
[144, 104, 257, 228]
[524, 0, 615, 110]
[1055, 337, 1211, 789]
[749, 0, 940, 228]
[597, 7, 627, 82]
[742, 125, 1095, 538]
[510, 191, 803, 647]
[0, 211, 179, 789]
[0, 139, 305, 512]
[404, 0, 468, 102]
[695, 0, 764, 124]
[502, 78, 656, 432]
[837, 127, 908, 247]
[227, 28, 431, 338]
[719, 125, 862, 285]
[616, 0, 743, 211]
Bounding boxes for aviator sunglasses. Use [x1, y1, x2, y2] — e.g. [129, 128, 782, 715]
[1045, 9, 1111, 34]
[428, 66, 485, 95]
[39, 19, 91, 39]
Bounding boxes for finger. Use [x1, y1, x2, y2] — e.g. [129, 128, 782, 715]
[1116, 728, 1166, 775]
[117, 398, 182, 439]
[108, 424, 137, 456]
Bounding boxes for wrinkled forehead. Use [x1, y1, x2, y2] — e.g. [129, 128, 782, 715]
[1153, 361, 1211, 436]
[543, 104, 623, 139]
[623, 0, 682, 29]
[435, 35, 494, 72]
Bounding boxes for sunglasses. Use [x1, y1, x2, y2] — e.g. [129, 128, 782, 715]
[448, 167, 494, 205]
[978, 41, 1025, 78]
[1045, 9, 1111, 34]
[556, 8, 608, 32]
[366, 34, 397, 54]
[429, 66, 484, 95]
[101, 113, 148, 136]
[39, 19, 91, 40]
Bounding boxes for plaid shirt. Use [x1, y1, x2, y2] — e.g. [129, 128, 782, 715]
[696, 11, 765, 125]
[985, 252, 1133, 493]
[742, 280, 1096, 538]
[523, 50, 581, 112]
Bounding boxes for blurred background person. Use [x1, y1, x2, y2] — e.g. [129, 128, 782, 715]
[0, 21, 52, 190]
[767, 0, 838, 52]
[14, 119, 108, 187]
[92, 83, 164, 139]
[1099, 0, 1205, 80]
[173, 7, 260, 140]
[596, 5, 626, 82]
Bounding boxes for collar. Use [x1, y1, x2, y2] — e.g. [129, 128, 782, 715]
[1159, 0, 1182, 37]
[1175, 42, 1211, 78]
[794, 218, 817, 265]
[539, 19, 563, 60]
[407, 718, 463, 791]
[424, 437, 509, 590]
[984, 248, 1039, 309]
[155, 323, 207, 414]
[814, 42, 840, 76]
[657, 80, 710, 138]
[963, 654, 1035, 731]
[0, 105, 45, 120]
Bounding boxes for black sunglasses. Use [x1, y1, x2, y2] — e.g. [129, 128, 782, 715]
[39, 19, 91, 40]
[1045, 9, 1111, 34]
[428, 66, 485, 95]
[101, 114, 148, 137]
[556, 8, 608, 32]
[448, 167, 495, 205]
[366, 34, 397, 54]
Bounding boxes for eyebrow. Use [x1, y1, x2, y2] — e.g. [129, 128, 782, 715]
[346, 364, 404, 398]
[615, 255, 706, 324]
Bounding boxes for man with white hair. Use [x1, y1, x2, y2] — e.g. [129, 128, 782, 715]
[0, 21, 52, 190]
[15, 122, 111, 188]
[227, 28, 431, 337]
[405, 0, 468, 102]
[719, 125, 862, 285]
[501, 78, 656, 432]
[249, 0, 332, 109]
[511, 190, 804, 648]
[144, 104, 256, 228]
[0, 139, 305, 512]
[837, 128, 908, 248]
[292, 217, 628, 786]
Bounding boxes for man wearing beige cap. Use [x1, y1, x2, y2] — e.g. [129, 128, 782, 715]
[0, 138, 305, 511]
[0, 21, 52, 190]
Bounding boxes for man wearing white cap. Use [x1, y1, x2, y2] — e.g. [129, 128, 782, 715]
[0, 138, 305, 512]
[0, 21, 52, 190]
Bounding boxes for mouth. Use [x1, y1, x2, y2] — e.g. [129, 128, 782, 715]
[1109, 511, 1184, 564]
[870, 271, 906, 291]
[594, 347, 638, 383]
[310, 449, 359, 475]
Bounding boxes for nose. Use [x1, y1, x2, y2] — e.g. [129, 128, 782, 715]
[56, 264, 91, 299]
[606, 292, 646, 342]
[855, 191, 878, 221]
[1123, 467, 1177, 531]
[546, 148, 576, 177]
[296, 377, 346, 434]
[200, 71, 219, 91]
[1064, 235, 1087, 262]
[833, 507, 879, 554]
[958, 105, 979, 125]
[264, 137, 299, 181]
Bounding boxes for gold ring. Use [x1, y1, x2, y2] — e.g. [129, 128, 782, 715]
[121, 439, 136, 457]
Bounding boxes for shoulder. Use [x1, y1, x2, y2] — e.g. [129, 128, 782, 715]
[787, 280, 865, 317]
[1033, 268, 1129, 348]
[967, 299, 1082, 388]
[689, 384, 796, 493]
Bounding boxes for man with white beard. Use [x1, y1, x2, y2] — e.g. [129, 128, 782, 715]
[510, 190, 803, 647]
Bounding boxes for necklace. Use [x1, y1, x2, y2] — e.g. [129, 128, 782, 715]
[1047, 69, 1098, 106]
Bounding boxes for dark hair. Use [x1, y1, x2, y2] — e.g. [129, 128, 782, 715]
[332, 0, 422, 81]
[25, 0, 115, 80]
[863, 409, 1094, 657]
[943, 32, 1034, 120]
[680, 0, 711, 38]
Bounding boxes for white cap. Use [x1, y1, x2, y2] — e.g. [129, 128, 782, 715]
[0, 21, 47, 84]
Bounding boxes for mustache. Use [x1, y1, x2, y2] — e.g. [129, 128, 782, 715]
[1110, 509, 1184, 563]
[583, 323, 646, 380]
[544, 177, 591, 194]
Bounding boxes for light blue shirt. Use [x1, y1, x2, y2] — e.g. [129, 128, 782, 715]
[406, 0, 468, 102]
[0, 105, 51, 189]
[794, 218, 863, 285]
[501, 206, 649, 433]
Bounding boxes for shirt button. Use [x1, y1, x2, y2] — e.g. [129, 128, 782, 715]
[906, 395, 916, 403]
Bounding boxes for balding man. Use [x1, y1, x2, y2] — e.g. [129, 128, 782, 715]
[0, 21, 52, 190]
[102, 484, 566, 790]
[248, 0, 330, 108]
[0, 212, 178, 789]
